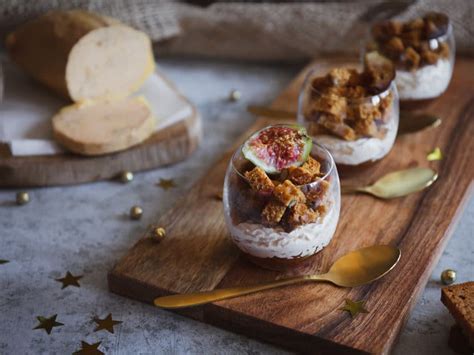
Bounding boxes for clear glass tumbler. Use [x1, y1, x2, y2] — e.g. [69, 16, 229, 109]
[223, 125, 341, 271]
[366, 12, 455, 103]
[298, 67, 399, 168]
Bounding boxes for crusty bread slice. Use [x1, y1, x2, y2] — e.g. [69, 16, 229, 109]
[6, 10, 154, 102]
[52, 96, 155, 155]
[441, 281, 474, 347]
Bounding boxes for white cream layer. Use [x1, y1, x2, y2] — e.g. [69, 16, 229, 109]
[396, 59, 452, 100]
[229, 201, 339, 259]
[314, 113, 397, 166]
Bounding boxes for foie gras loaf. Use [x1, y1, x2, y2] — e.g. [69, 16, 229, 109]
[5, 10, 154, 102]
[52, 97, 155, 155]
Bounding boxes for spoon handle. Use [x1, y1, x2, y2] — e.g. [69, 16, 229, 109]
[341, 185, 370, 195]
[154, 275, 324, 309]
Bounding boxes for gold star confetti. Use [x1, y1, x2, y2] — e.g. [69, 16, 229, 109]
[156, 178, 176, 190]
[93, 313, 122, 334]
[340, 299, 369, 318]
[73, 341, 104, 355]
[55, 271, 83, 289]
[427, 147, 443, 161]
[0, 259, 9, 265]
[33, 314, 64, 334]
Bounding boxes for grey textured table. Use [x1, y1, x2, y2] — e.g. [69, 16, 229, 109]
[0, 59, 472, 355]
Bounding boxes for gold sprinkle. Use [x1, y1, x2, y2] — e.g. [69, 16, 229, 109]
[130, 206, 143, 220]
[16, 191, 30, 205]
[119, 171, 134, 183]
[427, 147, 443, 161]
[153, 227, 166, 241]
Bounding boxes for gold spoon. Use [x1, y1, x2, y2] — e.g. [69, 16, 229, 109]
[154, 245, 400, 309]
[341, 167, 438, 199]
[247, 105, 441, 135]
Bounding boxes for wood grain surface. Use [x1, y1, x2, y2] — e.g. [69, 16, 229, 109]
[108, 57, 474, 354]
[0, 76, 202, 187]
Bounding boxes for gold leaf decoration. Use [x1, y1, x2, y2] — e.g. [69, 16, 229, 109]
[427, 147, 443, 161]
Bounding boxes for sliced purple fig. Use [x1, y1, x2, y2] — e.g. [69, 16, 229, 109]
[242, 125, 312, 174]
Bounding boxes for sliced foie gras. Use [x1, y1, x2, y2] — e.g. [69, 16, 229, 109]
[52, 97, 155, 155]
[6, 10, 154, 101]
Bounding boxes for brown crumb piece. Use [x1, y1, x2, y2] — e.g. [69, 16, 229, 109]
[261, 200, 287, 226]
[314, 94, 347, 117]
[406, 17, 425, 31]
[302, 156, 321, 176]
[273, 180, 306, 206]
[352, 102, 381, 122]
[288, 166, 314, 186]
[288, 156, 322, 185]
[438, 41, 450, 58]
[244, 167, 274, 193]
[305, 179, 330, 204]
[385, 37, 404, 57]
[328, 68, 356, 87]
[441, 282, 474, 347]
[319, 114, 357, 141]
[424, 20, 439, 38]
[372, 20, 403, 40]
[402, 47, 421, 70]
[421, 49, 439, 65]
[354, 119, 378, 137]
[286, 203, 319, 228]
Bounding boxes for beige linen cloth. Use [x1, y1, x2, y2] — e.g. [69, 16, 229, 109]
[1, 0, 472, 61]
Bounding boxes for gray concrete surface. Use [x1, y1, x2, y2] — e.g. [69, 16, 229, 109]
[0, 59, 472, 354]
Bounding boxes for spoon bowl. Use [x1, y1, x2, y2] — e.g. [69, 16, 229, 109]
[342, 167, 438, 199]
[154, 245, 401, 309]
[321, 245, 400, 287]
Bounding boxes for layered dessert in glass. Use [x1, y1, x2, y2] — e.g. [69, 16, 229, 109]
[223, 124, 340, 270]
[367, 12, 454, 103]
[298, 54, 399, 168]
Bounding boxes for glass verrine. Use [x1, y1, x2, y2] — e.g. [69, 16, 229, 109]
[297, 67, 399, 168]
[223, 125, 341, 271]
[366, 12, 455, 102]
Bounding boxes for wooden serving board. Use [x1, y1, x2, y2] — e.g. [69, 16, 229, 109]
[108, 57, 473, 354]
[0, 70, 201, 187]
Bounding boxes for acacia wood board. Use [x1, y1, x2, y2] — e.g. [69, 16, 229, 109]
[0, 73, 201, 187]
[108, 57, 474, 354]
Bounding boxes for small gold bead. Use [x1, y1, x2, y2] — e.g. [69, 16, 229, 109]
[119, 171, 134, 183]
[441, 269, 456, 285]
[229, 89, 241, 102]
[153, 227, 166, 241]
[16, 191, 30, 205]
[129, 206, 143, 220]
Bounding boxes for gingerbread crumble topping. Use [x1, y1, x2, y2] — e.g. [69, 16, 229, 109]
[370, 12, 450, 71]
[303, 61, 394, 141]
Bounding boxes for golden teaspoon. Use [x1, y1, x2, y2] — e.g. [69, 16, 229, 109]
[154, 245, 400, 309]
[246, 105, 441, 135]
[341, 167, 438, 199]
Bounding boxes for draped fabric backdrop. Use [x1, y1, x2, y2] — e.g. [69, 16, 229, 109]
[1, 0, 473, 61]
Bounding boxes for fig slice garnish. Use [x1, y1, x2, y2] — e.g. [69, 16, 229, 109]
[242, 125, 312, 174]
